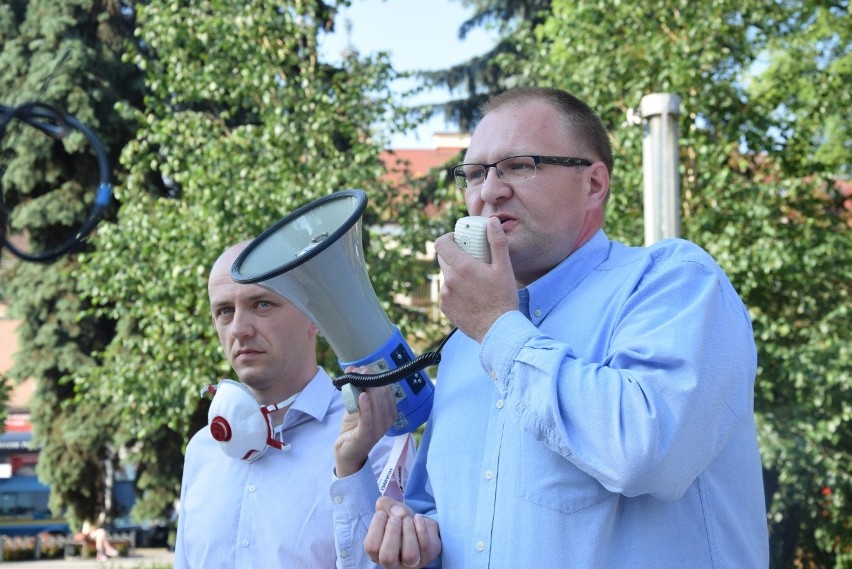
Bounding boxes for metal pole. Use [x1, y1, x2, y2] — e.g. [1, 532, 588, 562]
[640, 93, 681, 245]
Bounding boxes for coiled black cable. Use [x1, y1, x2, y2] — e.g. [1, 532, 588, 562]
[332, 327, 458, 389]
[1, 101, 112, 263]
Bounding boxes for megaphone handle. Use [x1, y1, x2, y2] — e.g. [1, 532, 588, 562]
[341, 383, 363, 414]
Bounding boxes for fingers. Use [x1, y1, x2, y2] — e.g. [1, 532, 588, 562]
[436, 218, 509, 278]
[415, 514, 442, 562]
[366, 509, 408, 568]
[365, 509, 388, 561]
[360, 385, 396, 435]
[342, 365, 396, 435]
[379, 513, 405, 567]
[344, 365, 397, 433]
[485, 216, 510, 270]
[433, 233, 464, 267]
[333, 379, 395, 478]
[365, 499, 440, 569]
[399, 515, 421, 567]
[376, 496, 412, 516]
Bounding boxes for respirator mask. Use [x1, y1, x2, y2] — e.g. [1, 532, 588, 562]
[202, 379, 298, 463]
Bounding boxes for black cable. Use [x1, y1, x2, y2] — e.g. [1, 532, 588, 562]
[332, 327, 459, 389]
[0, 101, 70, 138]
[1, 101, 112, 263]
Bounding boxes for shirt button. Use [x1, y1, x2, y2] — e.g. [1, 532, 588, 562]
[241, 539, 249, 547]
[534, 308, 542, 317]
[489, 370, 497, 380]
[247, 485, 256, 493]
[485, 470, 493, 480]
[340, 550, 349, 558]
[476, 540, 486, 552]
[496, 399, 504, 409]
[334, 495, 343, 504]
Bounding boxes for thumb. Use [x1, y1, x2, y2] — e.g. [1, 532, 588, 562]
[486, 217, 511, 271]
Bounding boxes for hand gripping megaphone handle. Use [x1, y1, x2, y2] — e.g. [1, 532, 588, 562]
[336, 347, 445, 412]
[336, 326, 435, 436]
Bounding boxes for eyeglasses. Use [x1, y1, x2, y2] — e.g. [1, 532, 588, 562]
[449, 155, 593, 190]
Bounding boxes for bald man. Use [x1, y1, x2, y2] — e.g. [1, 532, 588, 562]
[174, 242, 406, 568]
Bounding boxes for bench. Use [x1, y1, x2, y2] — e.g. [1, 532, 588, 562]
[63, 531, 135, 559]
[62, 538, 91, 559]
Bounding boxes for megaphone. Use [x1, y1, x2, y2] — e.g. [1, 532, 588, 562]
[231, 189, 433, 436]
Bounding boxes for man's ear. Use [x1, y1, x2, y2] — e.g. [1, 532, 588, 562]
[307, 320, 319, 338]
[587, 161, 610, 209]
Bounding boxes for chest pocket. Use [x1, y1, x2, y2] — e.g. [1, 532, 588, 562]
[517, 433, 614, 515]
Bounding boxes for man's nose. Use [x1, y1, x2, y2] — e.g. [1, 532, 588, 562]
[479, 165, 511, 201]
[230, 310, 254, 338]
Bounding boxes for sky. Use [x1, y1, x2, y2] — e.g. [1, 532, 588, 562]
[319, 0, 498, 148]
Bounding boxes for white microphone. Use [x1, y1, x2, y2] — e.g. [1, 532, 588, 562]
[454, 216, 491, 263]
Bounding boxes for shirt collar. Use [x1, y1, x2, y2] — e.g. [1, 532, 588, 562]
[518, 229, 610, 326]
[281, 367, 336, 429]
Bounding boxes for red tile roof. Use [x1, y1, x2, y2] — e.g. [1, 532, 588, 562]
[380, 147, 464, 183]
[379, 132, 469, 184]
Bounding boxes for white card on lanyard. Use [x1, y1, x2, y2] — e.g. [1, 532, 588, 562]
[377, 435, 413, 501]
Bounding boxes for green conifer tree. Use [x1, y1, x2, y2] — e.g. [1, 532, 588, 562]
[1, 0, 143, 528]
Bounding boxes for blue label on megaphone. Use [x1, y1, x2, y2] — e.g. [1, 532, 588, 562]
[340, 326, 434, 436]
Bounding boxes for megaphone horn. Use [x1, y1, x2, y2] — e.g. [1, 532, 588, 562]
[231, 189, 433, 436]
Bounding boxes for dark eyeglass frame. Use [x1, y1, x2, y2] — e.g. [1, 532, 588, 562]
[449, 155, 593, 189]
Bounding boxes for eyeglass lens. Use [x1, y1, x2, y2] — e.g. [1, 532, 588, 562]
[459, 156, 537, 188]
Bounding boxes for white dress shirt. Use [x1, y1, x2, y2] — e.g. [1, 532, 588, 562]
[175, 367, 400, 568]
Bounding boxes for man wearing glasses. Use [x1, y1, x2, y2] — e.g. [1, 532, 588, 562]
[333, 87, 768, 568]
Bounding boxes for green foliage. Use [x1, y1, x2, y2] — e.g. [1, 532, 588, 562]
[509, 0, 850, 566]
[72, 0, 412, 520]
[2, 2, 848, 566]
[746, 2, 851, 179]
[1, 0, 143, 527]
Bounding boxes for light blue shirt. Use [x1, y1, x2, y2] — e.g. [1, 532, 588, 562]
[175, 368, 398, 569]
[334, 230, 769, 568]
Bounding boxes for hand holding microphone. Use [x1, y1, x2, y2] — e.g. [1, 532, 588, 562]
[436, 216, 519, 343]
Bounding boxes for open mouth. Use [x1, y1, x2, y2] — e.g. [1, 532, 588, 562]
[494, 214, 516, 230]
